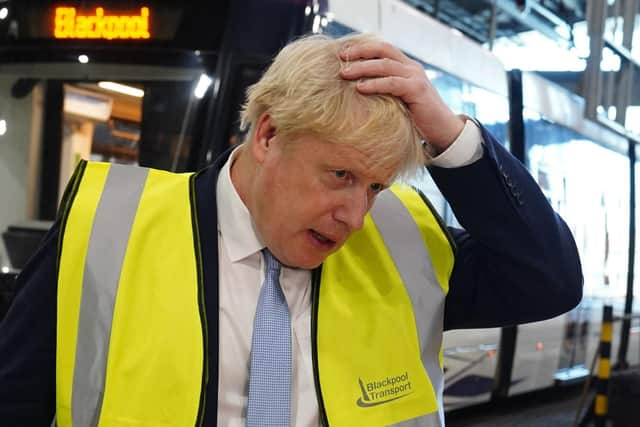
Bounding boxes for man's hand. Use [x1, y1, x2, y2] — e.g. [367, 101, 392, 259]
[340, 40, 465, 154]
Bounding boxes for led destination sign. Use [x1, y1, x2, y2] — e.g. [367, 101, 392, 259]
[54, 7, 150, 40]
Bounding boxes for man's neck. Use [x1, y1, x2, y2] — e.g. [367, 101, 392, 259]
[229, 144, 253, 213]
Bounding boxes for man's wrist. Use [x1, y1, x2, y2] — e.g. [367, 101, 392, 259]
[429, 117, 484, 168]
[427, 114, 466, 154]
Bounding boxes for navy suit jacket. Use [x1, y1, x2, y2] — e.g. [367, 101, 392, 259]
[0, 125, 583, 425]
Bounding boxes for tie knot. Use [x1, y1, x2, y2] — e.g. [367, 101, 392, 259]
[262, 249, 281, 274]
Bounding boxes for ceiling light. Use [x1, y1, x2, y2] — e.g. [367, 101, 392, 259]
[78, 54, 89, 64]
[0, 8, 8, 20]
[194, 74, 212, 99]
[98, 81, 144, 98]
[312, 15, 321, 33]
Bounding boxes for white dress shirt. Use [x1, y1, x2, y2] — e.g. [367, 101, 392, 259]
[215, 120, 484, 426]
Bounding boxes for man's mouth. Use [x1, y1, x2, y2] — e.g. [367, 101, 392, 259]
[309, 229, 337, 249]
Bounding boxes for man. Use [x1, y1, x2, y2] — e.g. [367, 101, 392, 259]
[0, 34, 581, 426]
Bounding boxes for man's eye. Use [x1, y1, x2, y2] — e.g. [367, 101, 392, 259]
[334, 170, 347, 179]
[370, 183, 383, 192]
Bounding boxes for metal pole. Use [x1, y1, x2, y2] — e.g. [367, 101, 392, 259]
[172, 92, 196, 172]
[602, 0, 620, 118]
[488, 0, 498, 51]
[584, 0, 608, 120]
[617, 139, 636, 369]
[614, 0, 637, 125]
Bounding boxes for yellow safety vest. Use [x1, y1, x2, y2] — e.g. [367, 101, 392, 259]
[55, 161, 454, 427]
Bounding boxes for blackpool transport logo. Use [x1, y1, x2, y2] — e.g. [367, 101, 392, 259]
[356, 371, 413, 407]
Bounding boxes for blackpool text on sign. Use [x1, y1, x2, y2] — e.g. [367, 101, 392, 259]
[54, 7, 150, 40]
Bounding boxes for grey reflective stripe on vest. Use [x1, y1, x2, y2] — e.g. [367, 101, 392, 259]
[369, 189, 446, 427]
[72, 164, 149, 427]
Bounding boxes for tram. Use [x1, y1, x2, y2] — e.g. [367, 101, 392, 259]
[0, 0, 309, 230]
[507, 70, 640, 398]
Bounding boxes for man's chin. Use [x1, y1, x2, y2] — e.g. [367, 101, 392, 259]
[279, 241, 345, 269]
[284, 257, 325, 270]
[279, 251, 329, 270]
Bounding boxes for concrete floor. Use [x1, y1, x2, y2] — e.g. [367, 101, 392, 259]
[445, 384, 588, 427]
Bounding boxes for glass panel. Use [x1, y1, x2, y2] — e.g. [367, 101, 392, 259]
[0, 62, 212, 217]
[526, 113, 629, 299]
[426, 66, 510, 149]
[57, 78, 203, 173]
[525, 109, 630, 371]
[411, 65, 510, 228]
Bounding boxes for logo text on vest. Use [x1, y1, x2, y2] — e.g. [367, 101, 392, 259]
[356, 371, 413, 407]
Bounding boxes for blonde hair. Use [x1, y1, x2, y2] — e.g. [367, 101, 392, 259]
[240, 33, 428, 178]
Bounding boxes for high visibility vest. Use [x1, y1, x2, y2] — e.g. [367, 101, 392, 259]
[55, 161, 454, 427]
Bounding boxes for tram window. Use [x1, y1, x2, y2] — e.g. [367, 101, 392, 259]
[59, 83, 142, 193]
[0, 1, 227, 237]
[524, 111, 630, 300]
[92, 119, 140, 163]
[55, 79, 202, 203]
[0, 65, 212, 220]
[410, 64, 510, 229]
[424, 66, 510, 150]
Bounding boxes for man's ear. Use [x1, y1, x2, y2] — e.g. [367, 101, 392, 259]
[251, 113, 277, 164]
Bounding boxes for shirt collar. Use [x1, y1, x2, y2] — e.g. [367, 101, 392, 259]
[216, 146, 265, 262]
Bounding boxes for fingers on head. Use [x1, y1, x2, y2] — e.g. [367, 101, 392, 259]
[343, 58, 410, 78]
[357, 76, 407, 97]
[341, 40, 406, 62]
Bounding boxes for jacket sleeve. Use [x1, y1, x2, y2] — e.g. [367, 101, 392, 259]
[0, 222, 58, 426]
[429, 124, 584, 331]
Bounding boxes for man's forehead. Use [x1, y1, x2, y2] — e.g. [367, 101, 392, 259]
[321, 140, 400, 184]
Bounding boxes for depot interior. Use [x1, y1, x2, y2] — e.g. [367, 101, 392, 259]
[1, 0, 640, 421]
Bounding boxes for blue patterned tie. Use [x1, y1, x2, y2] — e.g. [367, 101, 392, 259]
[246, 249, 291, 427]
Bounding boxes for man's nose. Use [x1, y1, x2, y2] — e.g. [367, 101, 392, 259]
[334, 190, 369, 231]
